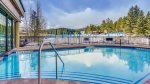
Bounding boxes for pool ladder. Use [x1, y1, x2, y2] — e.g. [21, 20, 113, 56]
[38, 41, 65, 84]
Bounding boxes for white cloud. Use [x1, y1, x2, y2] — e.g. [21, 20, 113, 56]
[45, 6, 128, 29]
[22, 0, 150, 29]
[136, 0, 150, 14]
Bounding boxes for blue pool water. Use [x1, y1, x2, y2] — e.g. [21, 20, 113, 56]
[0, 47, 150, 84]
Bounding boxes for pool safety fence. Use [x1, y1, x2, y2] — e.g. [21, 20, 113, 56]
[20, 35, 150, 47]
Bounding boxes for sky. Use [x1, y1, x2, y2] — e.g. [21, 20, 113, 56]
[22, 0, 150, 29]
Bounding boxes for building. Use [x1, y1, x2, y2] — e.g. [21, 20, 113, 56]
[0, 0, 25, 54]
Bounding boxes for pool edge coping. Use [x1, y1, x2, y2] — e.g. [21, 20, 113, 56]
[0, 78, 88, 84]
[3, 43, 150, 56]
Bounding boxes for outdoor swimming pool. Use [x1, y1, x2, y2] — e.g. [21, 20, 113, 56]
[0, 46, 150, 84]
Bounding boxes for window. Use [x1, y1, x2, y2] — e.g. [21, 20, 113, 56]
[8, 18, 12, 51]
[0, 12, 6, 54]
[0, 8, 15, 54]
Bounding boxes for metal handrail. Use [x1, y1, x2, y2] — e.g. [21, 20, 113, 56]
[38, 41, 65, 84]
[49, 43, 65, 66]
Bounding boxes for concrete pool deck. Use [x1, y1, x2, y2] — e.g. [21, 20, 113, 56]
[145, 79, 150, 84]
[0, 79, 87, 84]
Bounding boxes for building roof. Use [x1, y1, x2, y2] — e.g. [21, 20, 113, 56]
[19, 0, 25, 12]
[12, 0, 25, 16]
[0, 0, 25, 21]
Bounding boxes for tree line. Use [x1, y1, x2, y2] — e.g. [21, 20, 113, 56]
[23, 5, 150, 36]
[47, 28, 85, 35]
[84, 5, 150, 36]
[47, 28, 78, 35]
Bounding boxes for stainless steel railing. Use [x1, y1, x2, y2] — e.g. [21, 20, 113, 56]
[38, 41, 65, 84]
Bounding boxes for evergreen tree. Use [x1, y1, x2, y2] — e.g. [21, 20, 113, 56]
[105, 18, 113, 33]
[145, 12, 150, 35]
[100, 20, 106, 33]
[83, 5, 150, 36]
[122, 17, 128, 32]
[126, 5, 140, 35]
[116, 17, 123, 32]
[90, 24, 96, 33]
[135, 10, 147, 35]
[85, 25, 91, 34]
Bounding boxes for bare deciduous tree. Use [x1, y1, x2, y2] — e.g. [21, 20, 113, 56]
[23, 0, 47, 43]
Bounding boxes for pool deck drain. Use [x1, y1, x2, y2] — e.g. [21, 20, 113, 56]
[0, 79, 87, 84]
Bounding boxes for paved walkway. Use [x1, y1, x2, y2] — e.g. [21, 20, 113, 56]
[145, 79, 150, 84]
[0, 79, 87, 84]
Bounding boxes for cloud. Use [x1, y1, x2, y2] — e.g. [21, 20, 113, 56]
[22, 0, 36, 12]
[22, 0, 150, 29]
[135, 0, 150, 13]
[45, 5, 128, 29]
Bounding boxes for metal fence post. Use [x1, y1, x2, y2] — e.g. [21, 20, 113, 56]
[79, 34, 80, 44]
[120, 36, 121, 46]
[68, 32, 69, 45]
[38, 36, 40, 46]
[55, 52, 58, 79]
[149, 35, 150, 46]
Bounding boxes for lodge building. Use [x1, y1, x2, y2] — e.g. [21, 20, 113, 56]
[0, 0, 25, 54]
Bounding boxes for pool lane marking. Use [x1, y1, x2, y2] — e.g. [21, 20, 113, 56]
[28, 71, 132, 83]
[133, 73, 150, 84]
[29, 71, 132, 82]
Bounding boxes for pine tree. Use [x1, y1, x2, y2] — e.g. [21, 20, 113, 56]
[113, 21, 117, 32]
[83, 5, 150, 36]
[126, 5, 140, 35]
[135, 10, 147, 35]
[145, 11, 150, 36]
[105, 18, 113, 33]
[122, 17, 127, 32]
[90, 24, 95, 33]
[116, 17, 123, 32]
[85, 25, 91, 34]
[100, 20, 106, 33]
